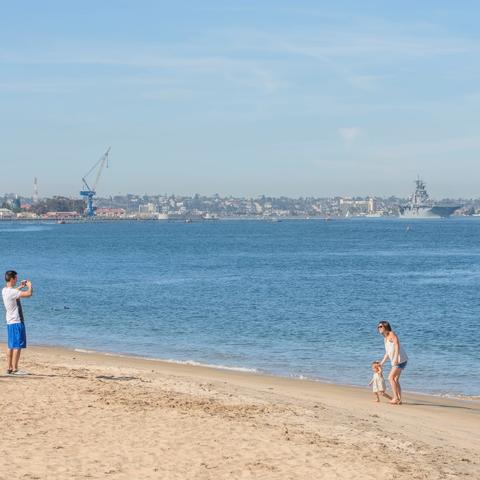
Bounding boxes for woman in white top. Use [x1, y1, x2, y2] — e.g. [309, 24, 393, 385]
[377, 320, 408, 405]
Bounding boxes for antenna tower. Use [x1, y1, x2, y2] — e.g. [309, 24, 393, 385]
[33, 177, 39, 203]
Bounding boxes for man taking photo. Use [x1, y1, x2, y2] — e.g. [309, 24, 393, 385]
[2, 270, 33, 375]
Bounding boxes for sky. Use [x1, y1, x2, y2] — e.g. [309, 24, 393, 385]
[1, 1, 480, 198]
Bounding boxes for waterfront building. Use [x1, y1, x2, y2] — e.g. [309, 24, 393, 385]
[96, 208, 126, 218]
[0, 208, 14, 219]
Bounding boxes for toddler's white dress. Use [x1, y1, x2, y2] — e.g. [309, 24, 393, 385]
[372, 372, 386, 393]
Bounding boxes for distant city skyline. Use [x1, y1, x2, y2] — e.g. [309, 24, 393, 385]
[4, 190, 479, 220]
[1, 2, 480, 198]
[2, 187, 476, 203]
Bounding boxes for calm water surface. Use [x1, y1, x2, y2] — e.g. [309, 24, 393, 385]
[0, 219, 479, 396]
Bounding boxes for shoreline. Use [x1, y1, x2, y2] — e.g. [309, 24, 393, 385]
[29, 344, 480, 405]
[1, 345, 479, 479]
[31, 342, 480, 401]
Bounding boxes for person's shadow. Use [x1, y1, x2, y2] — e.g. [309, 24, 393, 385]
[404, 400, 478, 411]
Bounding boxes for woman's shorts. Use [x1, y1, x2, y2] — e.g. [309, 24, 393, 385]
[394, 361, 407, 370]
[7, 323, 27, 349]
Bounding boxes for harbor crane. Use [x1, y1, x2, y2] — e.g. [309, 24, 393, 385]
[80, 147, 110, 216]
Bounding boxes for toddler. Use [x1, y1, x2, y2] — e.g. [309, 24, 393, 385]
[368, 361, 392, 402]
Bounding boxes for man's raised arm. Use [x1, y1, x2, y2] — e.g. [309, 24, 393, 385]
[18, 281, 33, 298]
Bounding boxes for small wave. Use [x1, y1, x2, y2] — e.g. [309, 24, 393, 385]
[0, 226, 53, 233]
[73, 348, 257, 373]
[406, 388, 480, 401]
[289, 373, 315, 381]
[162, 358, 258, 373]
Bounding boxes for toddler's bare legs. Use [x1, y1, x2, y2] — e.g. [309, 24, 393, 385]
[373, 392, 380, 402]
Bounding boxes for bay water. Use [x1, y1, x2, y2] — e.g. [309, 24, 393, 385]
[1, 218, 478, 397]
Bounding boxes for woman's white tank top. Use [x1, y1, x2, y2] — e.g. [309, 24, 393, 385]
[385, 336, 408, 364]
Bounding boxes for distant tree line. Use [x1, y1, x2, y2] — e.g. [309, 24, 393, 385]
[31, 196, 86, 215]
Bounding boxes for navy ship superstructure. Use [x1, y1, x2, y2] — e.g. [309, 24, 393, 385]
[399, 179, 461, 218]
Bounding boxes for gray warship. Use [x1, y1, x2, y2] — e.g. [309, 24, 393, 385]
[399, 179, 461, 218]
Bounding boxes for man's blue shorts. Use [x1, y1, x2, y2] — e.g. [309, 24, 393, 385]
[7, 323, 27, 349]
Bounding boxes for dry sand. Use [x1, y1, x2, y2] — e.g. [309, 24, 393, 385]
[0, 346, 478, 480]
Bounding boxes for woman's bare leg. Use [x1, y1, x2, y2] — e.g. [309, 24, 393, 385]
[388, 368, 402, 404]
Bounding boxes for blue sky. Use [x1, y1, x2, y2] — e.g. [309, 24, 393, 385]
[1, 1, 479, 198]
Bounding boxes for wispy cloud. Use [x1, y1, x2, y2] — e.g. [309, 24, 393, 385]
[0, 50, 246, 69]
[276, 35, 478, 60]
[0, 49, 284, 94]
[374, 135, 480, 160]
[0, 79, 98, 94]
[339, 127, 361, 145]
[347, 74, 389, 91]
[199, 22, 480, 61]
[2, 12, 479, 100]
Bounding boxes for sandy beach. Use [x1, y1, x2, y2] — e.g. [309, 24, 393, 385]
[0, 346, 478, 479]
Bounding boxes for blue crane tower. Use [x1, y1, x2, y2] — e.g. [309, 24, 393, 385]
[80, 147, 111, 217]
